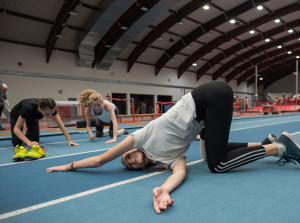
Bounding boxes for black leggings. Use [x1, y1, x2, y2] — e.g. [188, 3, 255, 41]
[95, 108, 119, 138]
[10, 116, 40, 146]
[192, 81, 265, 173]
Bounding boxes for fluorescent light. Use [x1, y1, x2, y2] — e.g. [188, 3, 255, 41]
[288, 29, 294, 33]
[259, 77, 263, 80]
[55, 34, 63, 38]
[229, 19, 236, 24]
[257, 5, 263, 10]
[249, 30, 255, 34]
[69, 11, 77, 16]
[140, 7, 148, 11]
[192, 63, 197, 67]
[296, 56, 299, 59]
[275, 19, 280, 23]
[287, 51, 292, 54]
[265, 38, 270, 42]
[203, 5, 210, 10]
[277, 45, 282, 49]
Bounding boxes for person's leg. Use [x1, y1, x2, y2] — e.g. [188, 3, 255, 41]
[0, 103, 4, 130]
[108, 108, 127, 138]
[10, 116, 23, 146]
[95, 117, 104, 138]
[192, 81, 268, 173]
[25, 119, 40, 143]
[3, 99, 11, 122]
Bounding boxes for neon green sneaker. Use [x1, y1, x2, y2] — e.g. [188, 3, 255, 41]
[13, 145, 27, 162]
[24, 145, 46, 160]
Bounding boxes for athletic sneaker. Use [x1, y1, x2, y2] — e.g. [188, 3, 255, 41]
[13, 145, 27, 161]
[261, 134, 277, 145]
[276, 132, 300, 165]
[24, 145, 45, 160]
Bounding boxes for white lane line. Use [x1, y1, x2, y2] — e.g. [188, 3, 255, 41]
[0, 148, 110, 167]
[0, 137, 110, 150]
[0, 159, 204, 220]
[231, 116, 300, 125]
[231, 119, 300, 131]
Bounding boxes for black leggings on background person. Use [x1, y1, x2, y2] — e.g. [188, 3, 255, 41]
[95, 108, 119, 138]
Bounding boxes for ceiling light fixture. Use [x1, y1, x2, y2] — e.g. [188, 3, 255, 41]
[192, 63, 197, 66]
[229, 19, 236, 24]
[288, 29, 293, 33]
[277, 45, 282, 49]
[274, 19, 280, 23]
[296, 56, 299, 59]
[257, 5, 263, 10]
[287, 51, 292, 54]
[249, 30, 255, 34]
[140, 7, 148, 11]
[265, 38, 270, 42]
[178, 20, 184, 25]
[69, 11, 77, 16]
[121, 26, 128, 30]
[259, 77, 263, 80]
[203, 5, 210, 10]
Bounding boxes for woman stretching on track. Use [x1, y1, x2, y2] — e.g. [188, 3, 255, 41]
[11, 98, 79, 161]
[79, 89, 128, 144]
[47, 81, 300, 214]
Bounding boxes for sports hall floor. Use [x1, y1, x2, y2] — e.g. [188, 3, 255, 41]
[1, 114, 300, 223]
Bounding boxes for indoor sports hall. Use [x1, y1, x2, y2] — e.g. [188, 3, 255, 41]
[1, 0, 300, 222]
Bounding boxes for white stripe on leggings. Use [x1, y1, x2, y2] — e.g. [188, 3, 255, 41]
[214, 149, 265, 172]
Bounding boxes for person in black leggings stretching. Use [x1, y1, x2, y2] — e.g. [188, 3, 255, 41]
[47, 81, 300, 214]
[11, 98, 79, 161]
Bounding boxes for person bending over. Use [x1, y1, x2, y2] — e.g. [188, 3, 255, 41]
[79, 89, 128, 144]
[47, 81, 300, 214]
[11, 98, 79, 161]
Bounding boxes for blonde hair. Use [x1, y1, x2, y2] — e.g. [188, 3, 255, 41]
[79, 89, 103, 107]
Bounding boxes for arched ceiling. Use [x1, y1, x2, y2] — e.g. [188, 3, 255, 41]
[0, 0, 299, 88]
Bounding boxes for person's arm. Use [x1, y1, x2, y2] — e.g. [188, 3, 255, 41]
[13, 116, 39, 146]
[2, 83, 8, 92]
[85, 107, 95, 140]
[47, 134, 135, 172]
[52, 113, 79, 146]
[105, 101, 118, 144]
[152, 158, 187, 214]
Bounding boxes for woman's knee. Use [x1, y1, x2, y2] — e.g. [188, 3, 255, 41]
[96, 131, 104, 138]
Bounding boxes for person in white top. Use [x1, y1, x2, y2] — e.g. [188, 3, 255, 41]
[47, 81, 300, 215]
[79, 89, 128, 144]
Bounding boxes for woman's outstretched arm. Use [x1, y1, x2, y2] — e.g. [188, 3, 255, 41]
[46, 135, 134, 172]
[152, 158, 187, 214]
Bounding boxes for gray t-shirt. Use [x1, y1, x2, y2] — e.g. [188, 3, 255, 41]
[91, 100, 116, 123]
[132, 92, 201, 169]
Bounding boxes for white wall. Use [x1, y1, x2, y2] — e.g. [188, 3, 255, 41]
[1, 41, 257, 112]
[264, 73, 299, 94]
